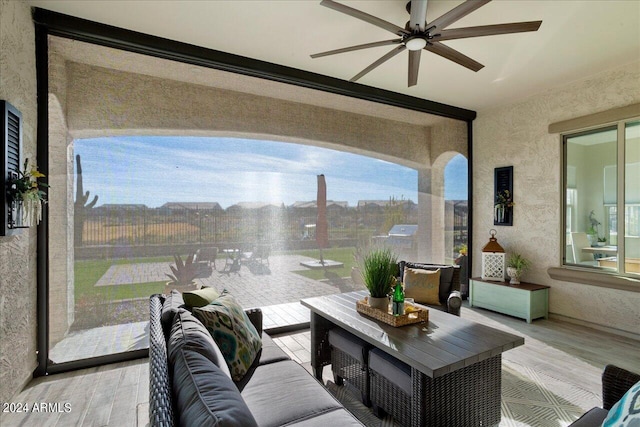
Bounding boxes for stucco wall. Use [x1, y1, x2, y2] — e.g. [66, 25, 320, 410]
[65, 62, 434, 168]
[473, 60, 640, 336]
[0, 0, 38, 404]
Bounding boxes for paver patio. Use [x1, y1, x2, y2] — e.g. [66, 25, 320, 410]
[50, 253, 365, 363]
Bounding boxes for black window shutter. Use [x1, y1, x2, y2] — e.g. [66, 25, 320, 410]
[1, 100, 23, 236]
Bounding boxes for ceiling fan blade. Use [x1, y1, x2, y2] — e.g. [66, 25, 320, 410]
[425, 42, 484, 72]
[350, 45, 407, 82]
[409, 0, 428, 32]
[408, 49, 421, 87]
[436, 21, 542, 41]
[427, 0, 491, 31]
[311, 39, 401, 59]
[320, 0, 408, 36]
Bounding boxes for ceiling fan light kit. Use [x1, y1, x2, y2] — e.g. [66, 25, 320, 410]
[312, 0, 542, 87]
[405, 36, 427, 51]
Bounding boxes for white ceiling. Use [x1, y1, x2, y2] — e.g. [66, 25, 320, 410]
[27, 0, 640, 112]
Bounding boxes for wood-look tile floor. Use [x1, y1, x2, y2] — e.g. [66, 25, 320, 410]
[2, 303, 638, 427]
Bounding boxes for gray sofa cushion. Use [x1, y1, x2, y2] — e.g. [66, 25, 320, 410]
[160, 290, 185, 337]
[170, 346, 258, 427]
[241, 360, 344, 427]
[437, 266, 455, 302]
[285, 408, 364, 426]
[256, 333, 290, 366]
[168, 308, 231, 378]
[329, 328, 367, 364]
[569, 407, 608, 426]
[369, 348, 411, 393]
[234, 333, 291, 391]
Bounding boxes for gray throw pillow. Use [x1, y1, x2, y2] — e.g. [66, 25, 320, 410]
[160, 290, 184, 337]
[437, 266, 455, 302]
[168, 308, 231, 378]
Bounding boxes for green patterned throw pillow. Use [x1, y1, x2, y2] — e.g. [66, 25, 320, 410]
[193, 291, 262, 381]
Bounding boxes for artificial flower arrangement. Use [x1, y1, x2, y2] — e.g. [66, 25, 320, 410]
[494, 189, 514, 223]
[495, 189, 515, 209]
[7, 158, 48, 227]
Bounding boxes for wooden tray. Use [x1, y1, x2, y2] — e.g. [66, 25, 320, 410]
[356, 299, 428, 327]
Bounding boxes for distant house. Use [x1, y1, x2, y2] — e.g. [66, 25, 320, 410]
[226, 202, 285, 213]
[92, 203, 148, 214]
[290, 200, 348, 213]
[357, 199, 416, 211]
[387, 224, 418, 249]
[158, 202, 223, 213]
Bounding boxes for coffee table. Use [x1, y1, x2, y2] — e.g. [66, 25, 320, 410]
[301, 291, 524, 426]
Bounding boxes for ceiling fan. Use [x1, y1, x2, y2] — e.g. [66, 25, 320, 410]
[311, 0, 542, 87]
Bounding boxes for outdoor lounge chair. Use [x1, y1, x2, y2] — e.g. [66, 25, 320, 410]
[242, 244, 270, 266]
[195, 246, 218, 270]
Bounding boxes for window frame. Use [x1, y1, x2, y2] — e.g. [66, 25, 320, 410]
[553, 113, 640, 291]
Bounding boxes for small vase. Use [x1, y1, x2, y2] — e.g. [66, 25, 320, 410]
[495, 205, 505, 223]
[507, 267, 521, 285]
[368, 296, 389, 312]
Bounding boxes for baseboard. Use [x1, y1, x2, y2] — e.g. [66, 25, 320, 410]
[549, 312, 640, 341]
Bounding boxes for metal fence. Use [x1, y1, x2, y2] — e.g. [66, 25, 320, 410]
[79, 205, 467, 249]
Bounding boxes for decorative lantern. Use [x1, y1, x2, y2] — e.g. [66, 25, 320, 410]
[481, 229, 505, 281]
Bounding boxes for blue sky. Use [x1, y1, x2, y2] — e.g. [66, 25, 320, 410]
[75, 136, 467, 208]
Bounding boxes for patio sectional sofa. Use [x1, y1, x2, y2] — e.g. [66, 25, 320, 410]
[569, 364, 640, 426]
[149, 290, 364, 426]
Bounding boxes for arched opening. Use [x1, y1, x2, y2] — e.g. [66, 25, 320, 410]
[46, 36, 469, 367]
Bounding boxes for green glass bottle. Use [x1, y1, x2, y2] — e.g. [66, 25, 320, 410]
[392, 279, 404, 316]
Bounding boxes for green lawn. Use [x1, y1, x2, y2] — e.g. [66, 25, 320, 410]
[74, 256, 172, 301]
[289, 247, 357, 280]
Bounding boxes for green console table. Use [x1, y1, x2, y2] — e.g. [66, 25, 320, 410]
[469, 278, 550, 323]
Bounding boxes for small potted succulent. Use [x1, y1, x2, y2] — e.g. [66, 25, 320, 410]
[359, 247, 398, 310]
[506, 252, 530, 285]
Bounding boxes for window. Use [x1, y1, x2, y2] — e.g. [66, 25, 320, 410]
[563, 119, 640, 276]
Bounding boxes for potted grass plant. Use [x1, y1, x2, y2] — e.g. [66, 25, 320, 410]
[506, 252, 530, 285]
[360, 247, 398, 311]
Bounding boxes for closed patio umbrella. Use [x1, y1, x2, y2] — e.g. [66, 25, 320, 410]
[316, 174, 329, 264]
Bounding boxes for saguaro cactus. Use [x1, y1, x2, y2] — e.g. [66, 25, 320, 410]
[74, 154, 98, 247]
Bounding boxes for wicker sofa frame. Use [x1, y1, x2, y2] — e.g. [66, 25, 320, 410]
[149, 294, 174, 426]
